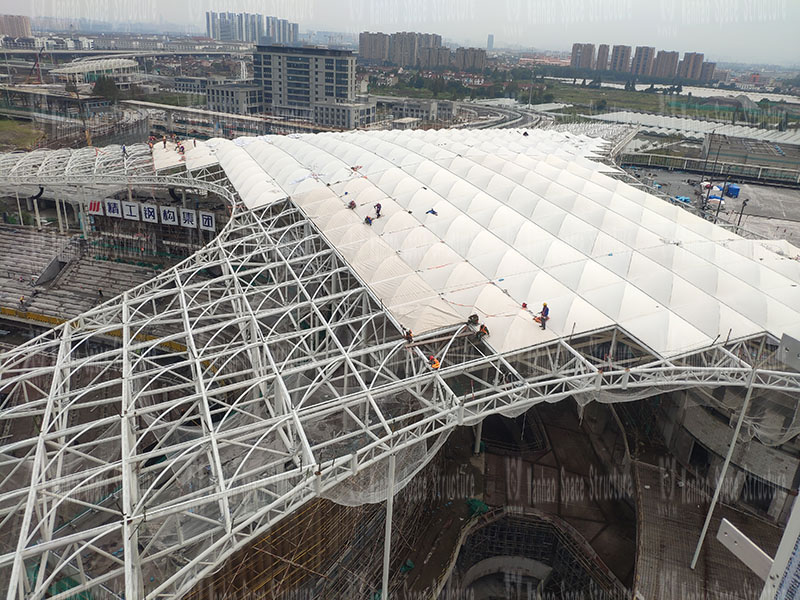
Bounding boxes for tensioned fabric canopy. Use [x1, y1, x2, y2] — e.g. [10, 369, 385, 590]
[209, 128, 800, 357]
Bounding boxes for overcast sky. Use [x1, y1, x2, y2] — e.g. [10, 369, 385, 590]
[2, 0, 797, 65]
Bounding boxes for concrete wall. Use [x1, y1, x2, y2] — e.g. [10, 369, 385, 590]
[657, 390, 800, 524]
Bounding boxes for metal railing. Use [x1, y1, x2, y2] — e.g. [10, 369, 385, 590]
[619, 152, 800, 186]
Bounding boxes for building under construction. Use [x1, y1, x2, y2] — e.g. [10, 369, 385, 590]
[1, 126, 800, 600]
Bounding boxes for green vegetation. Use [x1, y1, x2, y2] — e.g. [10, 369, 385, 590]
[0, 118, 44, 150]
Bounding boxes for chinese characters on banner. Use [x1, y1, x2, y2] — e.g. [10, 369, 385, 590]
[86, 200, 216, 231]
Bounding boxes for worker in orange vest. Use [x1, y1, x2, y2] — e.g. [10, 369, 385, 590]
[429, 356, 440, 369]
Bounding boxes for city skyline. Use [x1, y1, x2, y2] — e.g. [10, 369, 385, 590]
[0, 0, 794, 66]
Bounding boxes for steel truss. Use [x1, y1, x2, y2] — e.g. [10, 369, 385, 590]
[0, 146, 799, 600]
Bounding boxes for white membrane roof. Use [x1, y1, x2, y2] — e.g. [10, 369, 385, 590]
[208, 128, 800, 357]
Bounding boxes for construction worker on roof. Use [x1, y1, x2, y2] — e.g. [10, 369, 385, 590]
[538, 302, 550, 330]
[476, 323, 489, 341]
[429, 356, 440, 369]
[404, 329, 413, 343]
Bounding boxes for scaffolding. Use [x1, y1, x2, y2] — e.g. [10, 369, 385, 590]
[0, 140, 799, 600]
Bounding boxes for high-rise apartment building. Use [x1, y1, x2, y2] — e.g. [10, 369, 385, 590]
[699, 61, 716, 83]
[595, 44, 610, 71]
[677, 52, 704, 80]
[487, 34, 494, 51]
[0, 14, 31, 38]
[360, 31, 443, 67]
[359, 32, 390, 62]
[631, 46, 656, 77]
[253, 45, 376, 129]
[570, 43, 595, 69]
[609, 45, 632, 73]
[418, 46, 451, 69]
[652, 50, 679, 78]
[453, 47, 487, 71]
[388, 32, 420, 67]
[206, 12, 298, 45]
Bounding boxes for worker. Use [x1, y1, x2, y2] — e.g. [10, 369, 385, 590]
[426, 208, 438, 216]
[476, 323, 489, 341]
[429, 356, 440, 370]
[404, 329, 413, 343]
[121, 145, 128, 158]
[374, 203, 382, 218]
[364, 215, 373, 226]
[98, 288, 103, 299]
[538, 302, 550, 330]
[347, 200, 356, 209]
[18, 296, 24, 308]
[162, 136, 167, 148]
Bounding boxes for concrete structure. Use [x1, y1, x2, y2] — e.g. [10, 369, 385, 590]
[570, 43, 595, 69]
[678, 52, 705, 80]
[253, 45, 375, 128]
[700, 61, 717, 83]
[206, 11, 298, 45]
[454, 47, 487, 71]
[0, 14, 31, 38]
[609, 45, 632, 73]
[206, 82, 263, 115]
[631, 46, 656, 77]
[386, 98, 439, 121]
[595, 44, 610, 71]
[359, 31, 390, 63]
[652, 50, 680, 79]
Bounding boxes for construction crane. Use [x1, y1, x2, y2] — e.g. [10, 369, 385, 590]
[24, 48, 44, 85]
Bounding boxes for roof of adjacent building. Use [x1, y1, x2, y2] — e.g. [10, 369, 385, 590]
[50, 58, 139, 74]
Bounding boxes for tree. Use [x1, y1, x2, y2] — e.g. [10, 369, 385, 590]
[93, 76, 119, 102]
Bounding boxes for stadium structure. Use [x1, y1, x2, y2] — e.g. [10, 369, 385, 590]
[1, 126, 800, 600]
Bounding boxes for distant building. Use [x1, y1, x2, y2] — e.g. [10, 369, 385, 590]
[487, 34, 494, 51]
[595, 44, 609, 71]
[389, 32, 420, 67]
[253, 45, 376, 129]
[360, 31, 443, 68]
[205, 12, 298, 45]
[631, 46, 656, 77]
[0, 14, 31, 38]
[677, 52, 704, 80]
[699, 61, 716, 83]
[652, 50, 679, 79]
[359, 32, 390, 63]
[609, 45, 632, 73]
[453, 47, 487, 71]
[418, 46, 451, 69]
[206, 82, 263, 115]
[50, 58, 140, 89]
[570, 43, 595, 69]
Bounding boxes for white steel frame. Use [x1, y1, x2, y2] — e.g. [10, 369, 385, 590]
[1, 145, 799, 600]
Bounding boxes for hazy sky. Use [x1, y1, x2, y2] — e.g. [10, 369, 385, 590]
[2, 0, 798, 65]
